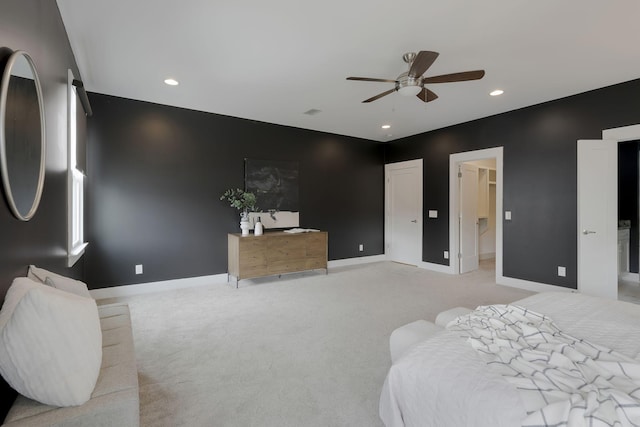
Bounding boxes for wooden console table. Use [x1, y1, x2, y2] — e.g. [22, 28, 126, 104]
[227, 231, 328, 287]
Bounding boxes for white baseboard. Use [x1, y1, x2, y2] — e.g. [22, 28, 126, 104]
[620, 272, 639, 282]
[90, 274, 228, 300]
[418, 261, 454, 274]
[91, 257, 575, 300]
[328, 255, 387, 268]
[479, 252, 496, 261]
[91, 255, 389, 300]
[497, 275, 575, 294]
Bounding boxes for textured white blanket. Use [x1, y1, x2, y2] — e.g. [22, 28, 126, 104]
[448, 305, 640, 427]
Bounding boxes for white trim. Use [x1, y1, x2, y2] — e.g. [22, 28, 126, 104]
[90, 255, 389, 299]
[67, 69, 88, 267]
[449, 147, 504, 280]
[328, 255, 387, 268]
[479, 252, 496, 261]
[620, 272, 640, 282]
[416, 259, 578, 292]
[90, 274, 229, 300]
[603, 124, 640, 141]
[497, 276, 575, 294]
[581, 123, 640, 300]
[418, 261, 453, 274]
[385, 159, 423, 266]
[67, 242, 88, 268]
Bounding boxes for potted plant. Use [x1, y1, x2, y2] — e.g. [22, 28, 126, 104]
[220, 188, 258, 236]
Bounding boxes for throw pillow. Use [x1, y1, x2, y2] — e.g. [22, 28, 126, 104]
[28, 265, 92, 298]
[0, 277, 102, 406]
[44, 276, 91, 299]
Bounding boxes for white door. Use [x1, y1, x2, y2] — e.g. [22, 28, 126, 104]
[385, 160, 422, 266]
[577, 139, 617, 299]
[459, 163, 479, 273]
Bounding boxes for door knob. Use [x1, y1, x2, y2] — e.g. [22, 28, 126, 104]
[582, 229, 596, 235]
[411, 219, 417, 223]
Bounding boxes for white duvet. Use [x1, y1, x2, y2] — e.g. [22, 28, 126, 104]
[379, 292, 640, 427]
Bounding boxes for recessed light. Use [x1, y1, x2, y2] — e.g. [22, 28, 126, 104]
[381, 124, 391, 129]
[164, 78, 179, 86]
[490, 89, 504, 96]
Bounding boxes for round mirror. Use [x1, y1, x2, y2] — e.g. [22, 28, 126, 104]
[0, 50, 46, 221]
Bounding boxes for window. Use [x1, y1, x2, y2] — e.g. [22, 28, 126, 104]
[67, 70, 88, 267]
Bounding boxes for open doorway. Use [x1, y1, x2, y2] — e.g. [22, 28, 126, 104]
[449, 147, 503, 281]
[461, 159, 497, 274]
[577, 125, 640, 301]
[617, 139, 640, 303]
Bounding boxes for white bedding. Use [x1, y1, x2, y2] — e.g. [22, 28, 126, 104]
[379, 292, 640, 427]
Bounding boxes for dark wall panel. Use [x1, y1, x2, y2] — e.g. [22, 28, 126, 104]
[0, 0, 84, 296]
[386, 79, 640, 288]
[0, 0, 84, 418]
[85, 94, 384, 288]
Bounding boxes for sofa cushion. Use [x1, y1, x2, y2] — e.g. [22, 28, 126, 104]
[0, 278, 102, 407]
[28, 265, 92, 299]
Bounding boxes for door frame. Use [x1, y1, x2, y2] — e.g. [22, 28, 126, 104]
[449, 147, 503, 281]
[385, 159, 423, 264]
[578, 123, 640, 298]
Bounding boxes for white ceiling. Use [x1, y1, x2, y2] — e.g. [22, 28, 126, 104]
[56, 0, 640, 142]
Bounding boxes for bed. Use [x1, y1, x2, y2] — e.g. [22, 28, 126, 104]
[379, 292, 640, 427]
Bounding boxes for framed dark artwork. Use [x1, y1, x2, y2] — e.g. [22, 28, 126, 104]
[244, 158, 299, 229]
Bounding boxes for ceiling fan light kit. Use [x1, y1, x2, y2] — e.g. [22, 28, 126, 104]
[396, 73, 423, 96]
[347, 50, 485, 104]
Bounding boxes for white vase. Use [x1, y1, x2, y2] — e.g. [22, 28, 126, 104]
[240, 212, 250, 236]
[254, 216, 263, 236]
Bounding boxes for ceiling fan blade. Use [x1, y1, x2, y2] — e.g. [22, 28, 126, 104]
[422, 70, 485, 84]
[363, 88, 396, 103]
[408, 51, 439, 78]
[347, 77, 397, 83]
[416, 88, 438, 103]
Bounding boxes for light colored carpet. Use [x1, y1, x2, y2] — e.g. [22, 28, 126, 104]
[102, 260, 533, 427]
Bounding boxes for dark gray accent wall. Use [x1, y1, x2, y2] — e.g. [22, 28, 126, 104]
[85, 93, 384, 288]
[0, 0, 84, 418]
[385, 78, 640, 289]
[619, 140, 639, 274]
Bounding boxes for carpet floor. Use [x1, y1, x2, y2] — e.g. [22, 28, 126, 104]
[102, 260, 533, 426]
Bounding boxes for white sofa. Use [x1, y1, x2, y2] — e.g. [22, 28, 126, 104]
[2, 303, 139, 427]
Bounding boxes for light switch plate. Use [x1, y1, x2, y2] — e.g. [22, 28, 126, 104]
[428, 210, 438, 218]
[135, 264, 143, 275]
[443, 250, 449, 259]
[505, 211, 512, 220]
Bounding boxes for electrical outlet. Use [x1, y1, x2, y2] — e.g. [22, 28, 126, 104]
[557, 266, 566, 277]
[444, 251, 449, 259]
[505, 211, 512, 220]
[135, 264, 143, 275]
[358, 244, 364, 252]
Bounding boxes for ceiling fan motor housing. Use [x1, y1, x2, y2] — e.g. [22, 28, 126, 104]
[396, 71, 422, 95]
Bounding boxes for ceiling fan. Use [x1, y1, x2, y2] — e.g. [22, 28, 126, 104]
[346, 51, 485, 103]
